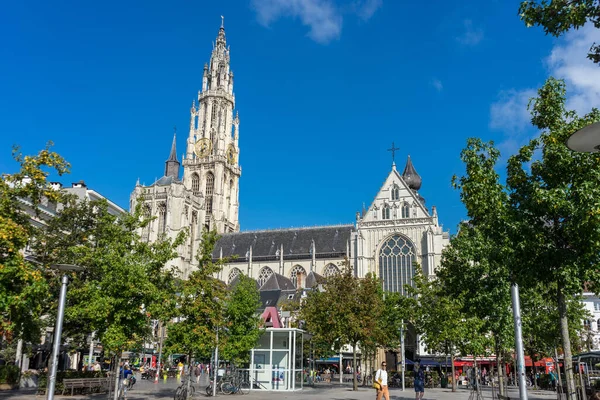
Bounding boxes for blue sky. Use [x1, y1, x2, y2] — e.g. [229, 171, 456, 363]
[2, 0, 599, 233]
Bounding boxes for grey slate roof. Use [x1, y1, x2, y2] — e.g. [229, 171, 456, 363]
[213, 224, 355, 261]
[259, 272, 295, 291]
[154, 176, 176, 186]
[305, 271, 326, 289]
[167, 133, 178, 162]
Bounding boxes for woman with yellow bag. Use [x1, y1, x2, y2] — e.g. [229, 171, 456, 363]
[373, 361, 389, 400]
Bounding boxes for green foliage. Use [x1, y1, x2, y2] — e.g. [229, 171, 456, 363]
[165, 229, 227, 361]
[0, 365, 20, 384]
[405, 270, 487, 358]
[519, 0, 600, 63]
[443, 138, 514, 363]
[0, 144, 70, 342]
[221, 273, 262, 365]
[505, 77, 600, 398]
[300, 259, 385, 390]
[32, 198, 184, 354]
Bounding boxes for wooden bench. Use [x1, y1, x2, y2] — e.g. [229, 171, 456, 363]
[62, 377, 110, 396]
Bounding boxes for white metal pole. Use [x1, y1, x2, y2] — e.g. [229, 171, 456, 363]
[88, 332, 95, 370]
[155, 324, 164, 384]
[511, 283, 528, 400]
[401, 321, 405, 391]
[15, 339, 23, 371]
[340, 349, 343, 384]
[47, 275, 69, 400]
[213, 328, 219, 397]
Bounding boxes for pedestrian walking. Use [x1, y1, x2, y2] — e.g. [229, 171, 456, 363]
[375, 361, 390, 400]
[413, 361, 425, 400]
[195, 363, 201, 383]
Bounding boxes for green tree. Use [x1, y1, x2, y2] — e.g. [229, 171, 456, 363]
[300, 260, 385, 391]
[164, 229, 227, 397]
[0, 144, 69, 343]
[32, 198, 183, 399]
[519, 0, 600, 63]
[402, 270, 477, 392]
[506, 77, 600, 399]
[221, 273, 262, 365]
[441, 138, 515, 395]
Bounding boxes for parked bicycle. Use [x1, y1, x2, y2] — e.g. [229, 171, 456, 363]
[174, 382, 195, 400]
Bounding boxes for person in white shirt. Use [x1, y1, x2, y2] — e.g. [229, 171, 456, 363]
[375, 361, 389, 400]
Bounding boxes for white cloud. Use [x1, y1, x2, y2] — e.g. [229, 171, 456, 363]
[490, 89, 536, 133]
[457, 19, 484, 46]
[354, 0, 382, 21]
[547, 24, 600, 114]
[250, 0, 382, 44]
[431, 78, 443, 92]
[490, 23, 600, 153]
[490, 89, 537, 155]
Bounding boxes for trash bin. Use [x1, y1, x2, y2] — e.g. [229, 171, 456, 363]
[441, 377, 448, 388]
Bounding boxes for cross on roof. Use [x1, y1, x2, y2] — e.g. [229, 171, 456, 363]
[387, 142, 400, 164]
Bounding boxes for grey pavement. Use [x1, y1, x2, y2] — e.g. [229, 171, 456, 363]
[0, 375, 561, 400]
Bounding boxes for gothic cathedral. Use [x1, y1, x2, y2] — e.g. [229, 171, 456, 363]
[131, 23, 450, 359]
[130, 22, 240, 278]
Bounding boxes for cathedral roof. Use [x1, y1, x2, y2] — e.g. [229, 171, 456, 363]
[305, 271, 326, 289]
[402, 155, 422, 191]
[153, 176, 176, 186]
[166, 133, 178, 163]
[213, 224, 355, 261]
[259, 272, 296, 291]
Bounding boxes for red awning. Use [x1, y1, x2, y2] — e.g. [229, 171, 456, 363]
[454, 361, 473, 367]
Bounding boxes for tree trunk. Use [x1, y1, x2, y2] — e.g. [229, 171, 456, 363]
[474, 355, 483, 399]
[495, 338, 505, 397]
[558, 284, 576, 400]
[352, 343, 358, 391]
[186, 353, 193, 399]
[113, 353, 122, 400]
[498, 352, 506, 397]
[451, 352, 456, 392]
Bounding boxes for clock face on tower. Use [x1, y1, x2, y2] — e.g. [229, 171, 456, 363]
[226, 144, 237, 165]
[194, 138, 212, 158]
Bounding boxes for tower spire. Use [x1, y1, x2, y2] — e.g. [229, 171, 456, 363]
[167, 128, 178, 162]
[165, 128, 180, 180]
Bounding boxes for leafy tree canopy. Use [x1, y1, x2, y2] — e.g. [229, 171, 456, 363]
[0, 144, 69, 342]
[520, 0, 600, 63]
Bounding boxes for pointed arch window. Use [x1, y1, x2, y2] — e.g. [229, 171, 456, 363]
[191, 173, 200, 192]
[401, 202, 410, 218]
[157, 202, 167, 234]
[379, 235, 416, 295]
[290, 265, 307, 288]
[382, 204, 391, 220]
[324, 263, 340, 278]
[258, 266, 273, 287]
[228, 267, 242, 284]
[189, 211, 197, 261]
[211, 102, 218, 127]
[205, 173, 214, 197]
[391, 185, 400, 201]
[141, 203, 151, 241]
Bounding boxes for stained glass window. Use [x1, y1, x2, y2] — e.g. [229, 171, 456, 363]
[379, 235, 416, 295]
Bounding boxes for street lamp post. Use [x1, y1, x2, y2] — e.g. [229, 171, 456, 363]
[213, 327, 219, 397]
[47, 264, 83, 400]
[400, 321, 405, 391]
[511, 283, 528, 400]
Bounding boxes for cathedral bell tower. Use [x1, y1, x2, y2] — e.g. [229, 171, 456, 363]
[182, 19, 241, 233]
